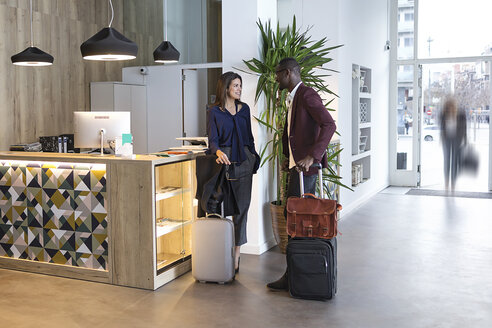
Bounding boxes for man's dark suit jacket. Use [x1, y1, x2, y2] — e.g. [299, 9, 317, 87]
[282, 83, 337, 176]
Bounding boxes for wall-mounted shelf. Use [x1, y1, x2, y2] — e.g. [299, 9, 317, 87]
[352, 150, 371, 161]
[352, 64, 372, 186]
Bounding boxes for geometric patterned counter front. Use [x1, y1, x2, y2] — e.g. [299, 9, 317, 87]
[0, 160, 108, 270]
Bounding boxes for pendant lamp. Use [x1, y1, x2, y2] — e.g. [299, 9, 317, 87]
[11, 0, 53, 66]
[80, 0, 137, 61]
[153, 0, 180, 63]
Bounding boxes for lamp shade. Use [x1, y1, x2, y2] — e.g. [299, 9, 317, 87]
[11, 46, 54, 66]
[153, 41, 180, 63]
[81, 27, 138, 61]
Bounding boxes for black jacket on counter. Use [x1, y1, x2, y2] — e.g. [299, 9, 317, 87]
[195, 154, 239, 218]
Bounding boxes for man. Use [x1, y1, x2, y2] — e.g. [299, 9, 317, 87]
[267, 57, 337, 291]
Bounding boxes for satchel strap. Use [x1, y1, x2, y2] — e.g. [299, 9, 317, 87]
[290, 211, 297, 237]
[323, 213, 330, 237]
[336, 203, 342, 221]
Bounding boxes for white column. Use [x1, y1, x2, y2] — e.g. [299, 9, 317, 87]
[222, 0, 277, 254]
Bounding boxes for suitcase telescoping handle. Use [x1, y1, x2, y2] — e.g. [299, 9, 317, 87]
[298, 163, 324, 199]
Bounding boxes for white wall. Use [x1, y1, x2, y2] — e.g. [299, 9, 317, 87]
[278, 0, 390, 214]
[222, 0, 278, 255]
[278, 0, 340, 134]
[338, 0, 390, 212]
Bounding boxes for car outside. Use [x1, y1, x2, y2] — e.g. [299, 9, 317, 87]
[423, 124, 440, 142]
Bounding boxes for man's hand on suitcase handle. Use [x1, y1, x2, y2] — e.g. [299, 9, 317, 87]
[296, 155, 315, 172]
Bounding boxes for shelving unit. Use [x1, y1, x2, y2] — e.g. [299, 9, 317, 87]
[154, 160, 196, 274]
[351, 64, 372, 187]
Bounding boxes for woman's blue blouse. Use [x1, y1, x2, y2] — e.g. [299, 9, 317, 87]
[207, 103, 257, 164]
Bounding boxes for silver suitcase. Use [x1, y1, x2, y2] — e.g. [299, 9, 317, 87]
[192, 214, 235, 283]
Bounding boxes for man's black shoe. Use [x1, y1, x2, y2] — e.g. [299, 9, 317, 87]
[266, 272, 288, 291]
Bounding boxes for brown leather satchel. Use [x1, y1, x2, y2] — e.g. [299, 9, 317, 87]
[286, 193, 341, 239]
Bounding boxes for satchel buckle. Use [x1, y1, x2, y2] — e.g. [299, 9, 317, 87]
[306, 225, 313, 237]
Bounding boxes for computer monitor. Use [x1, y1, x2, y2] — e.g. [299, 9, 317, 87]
[74, 111, 131, 155]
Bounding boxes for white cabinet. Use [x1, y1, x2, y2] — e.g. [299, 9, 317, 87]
[90, 82, 148, 154]
[121, 63, 222, 153]
[351, 64, 372, 186]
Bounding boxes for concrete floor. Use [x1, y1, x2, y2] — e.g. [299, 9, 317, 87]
[1, 189, 492, 328]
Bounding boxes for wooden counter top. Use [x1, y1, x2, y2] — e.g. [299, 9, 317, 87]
[0, 151, 203, 165]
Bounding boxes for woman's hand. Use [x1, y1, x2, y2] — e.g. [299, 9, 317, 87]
[216, 150, 231, 165]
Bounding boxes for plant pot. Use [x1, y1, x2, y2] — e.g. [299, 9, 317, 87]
[270, 201, 288, 254]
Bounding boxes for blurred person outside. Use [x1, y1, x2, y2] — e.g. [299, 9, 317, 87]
[404, 111, 412, 135]
[439, 96, 467, 191]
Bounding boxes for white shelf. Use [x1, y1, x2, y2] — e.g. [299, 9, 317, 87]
[360, 122, 371, 129]
[352, 178, 369, 187]
[156, 253, 183, 270]
[156, 219, 193, 237]
[352, 150, 371, 161]
[155, 187, 191, 202]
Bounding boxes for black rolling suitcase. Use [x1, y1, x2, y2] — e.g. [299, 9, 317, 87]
[286, 166, 338, 301]
[287, 237, 337, 301]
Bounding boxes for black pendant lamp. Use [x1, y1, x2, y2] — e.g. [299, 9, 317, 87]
[11, 0, 53, 66]
[153, 0, 180, 63]
[80, 0, 137, 61]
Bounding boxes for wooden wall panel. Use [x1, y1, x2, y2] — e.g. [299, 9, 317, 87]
[0, 0, 163, 150]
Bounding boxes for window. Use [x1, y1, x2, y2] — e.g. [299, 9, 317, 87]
[418, 0, 492, 58]
[396, 65, 414, 171]
[397, 2, 414, 60]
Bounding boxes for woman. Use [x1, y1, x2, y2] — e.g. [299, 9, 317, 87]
[207, 71, 260, 273]
[440, 96, 467, 191]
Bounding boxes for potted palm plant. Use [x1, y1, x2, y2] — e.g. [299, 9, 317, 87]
[242, 17, 350, 252]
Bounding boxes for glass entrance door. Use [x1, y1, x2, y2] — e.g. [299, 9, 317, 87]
[419, 61, 491, 191]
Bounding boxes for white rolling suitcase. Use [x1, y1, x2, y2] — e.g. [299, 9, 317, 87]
[191, 214, 235, 283]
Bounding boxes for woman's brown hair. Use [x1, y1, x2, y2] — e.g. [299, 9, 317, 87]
[213, 71, 243, 110]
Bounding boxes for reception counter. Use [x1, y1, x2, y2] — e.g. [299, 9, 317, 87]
[0, 151, 198, 290]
